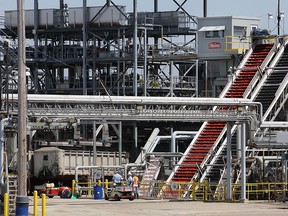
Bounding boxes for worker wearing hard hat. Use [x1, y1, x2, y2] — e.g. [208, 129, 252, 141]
[126, 172, 133, 186]
[133, 174, 139, 199]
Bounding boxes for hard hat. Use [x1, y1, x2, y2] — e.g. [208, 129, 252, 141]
[128, 172, 132, 176]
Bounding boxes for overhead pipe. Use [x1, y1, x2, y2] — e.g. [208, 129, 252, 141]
[8, 94, 261, 107]
[124, 163, 145, 180]
[171, 131, 198, 153]
[138, 135, 192, 164]
[171, 131, 197, 165]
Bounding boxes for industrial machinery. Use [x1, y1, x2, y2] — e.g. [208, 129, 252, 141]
[104, 185, 134, 201]
[35, 183, 72, 199]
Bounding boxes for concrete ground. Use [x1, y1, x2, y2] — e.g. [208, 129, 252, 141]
[28, 197, 288, 216]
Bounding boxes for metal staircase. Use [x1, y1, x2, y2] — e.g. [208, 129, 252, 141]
[210, 41, 288, 198]
[139, 156, 164, 198]
[162, 43, 275, 199]
[254, 45, 288, 119]
[250, 42, 288, 146]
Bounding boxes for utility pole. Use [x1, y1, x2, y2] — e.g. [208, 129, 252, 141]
[277, 0, 281, 35]
[17, 0, 27, 195]
[203, 0, 207, 17]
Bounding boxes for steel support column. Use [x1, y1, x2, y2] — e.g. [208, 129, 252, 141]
[226, 122, 232, 201]
[241, 122, 246, 201]
[133, 0, 138, 96]
[82, 0, 87, 95]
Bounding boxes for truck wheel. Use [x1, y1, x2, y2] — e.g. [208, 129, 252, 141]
[48, 195, 54, 198]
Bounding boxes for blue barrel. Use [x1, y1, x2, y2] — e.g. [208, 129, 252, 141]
[93, 186, 103, 200]
[16, 196, 29, 216]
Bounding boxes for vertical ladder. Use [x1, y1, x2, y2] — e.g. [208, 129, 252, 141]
[8, 175, 17, 215]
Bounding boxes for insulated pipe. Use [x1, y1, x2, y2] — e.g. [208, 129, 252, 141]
[9, 94, 260, 107]
[241, 122, 246, 201]
[237, 124, 241, 158]
[171, 131, 197, 172]
[261, 121, 288, 128]
[124, 163, 145, 180]
[6, 95, 263, 122]
[171, 131, 197, 153]
[125, 151, 188, 180]
[134, 128, 160, 164]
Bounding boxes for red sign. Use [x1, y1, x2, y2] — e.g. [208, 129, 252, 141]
[208, 42, 221, 49]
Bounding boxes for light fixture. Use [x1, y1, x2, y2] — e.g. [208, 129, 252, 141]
[280, 11, 285, 20]
[268, 12, 273, 29]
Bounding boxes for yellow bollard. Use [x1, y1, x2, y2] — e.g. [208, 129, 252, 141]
[192, 182, 196, 200]
[4, 193, 8, 216]
[204, 180, 208, 201]
[42, 194, 46, 216]
[34, 190, 38, 216]
[177, 183, 181, 200]
[88, 179, 92, 197]
[72, 180, 75, 195]
[105, 179, 108, 189]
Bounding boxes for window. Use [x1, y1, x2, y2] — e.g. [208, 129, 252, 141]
[199, 26, 225, 38]
[251, 25, 258, 31]
[199, 26, 225, 39]
[205, 30, 224, 38]
[234, 26, 247, 37]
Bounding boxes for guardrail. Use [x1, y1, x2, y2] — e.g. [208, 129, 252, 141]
[54, 179, 288, 202]
[72, 179, 120, 197]
[137, 181, 288, 201]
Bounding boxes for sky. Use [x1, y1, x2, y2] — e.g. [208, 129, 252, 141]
[0, 0, 287, 35]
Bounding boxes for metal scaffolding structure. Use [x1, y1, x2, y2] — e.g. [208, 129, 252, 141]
[0, 0, 201, 164]
[0, 0, 199, 99]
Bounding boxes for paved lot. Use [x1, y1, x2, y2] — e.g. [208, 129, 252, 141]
[28, 197, 288, 216]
